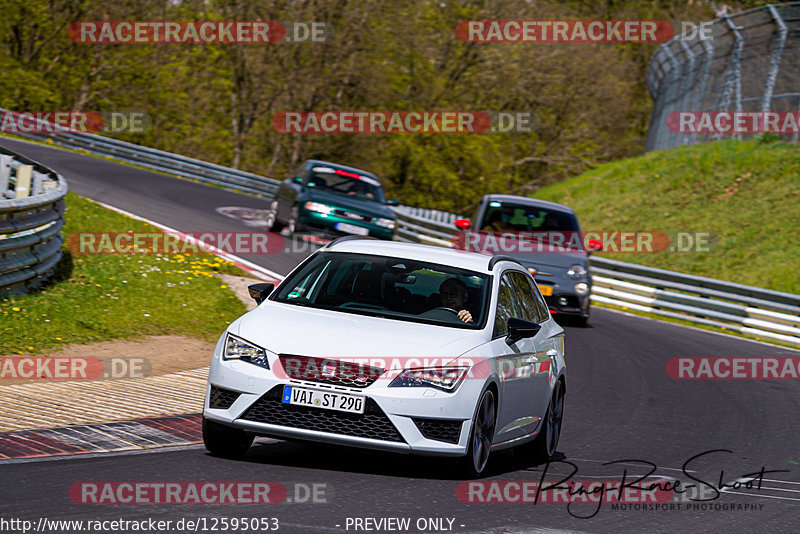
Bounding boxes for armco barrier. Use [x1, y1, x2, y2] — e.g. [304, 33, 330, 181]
[391, 206, 461, 247]
[0, 108, 279, 197]
[0, 146, 67, 294]
[589, 256, 800, 346]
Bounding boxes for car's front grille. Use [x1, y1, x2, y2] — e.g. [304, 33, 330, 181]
[413, 418, 463, 444]
[333, 209, 372, 223]
[241, 386, 404, 442]
[278, 355, 384, 389]
[209, 385, 241, 409]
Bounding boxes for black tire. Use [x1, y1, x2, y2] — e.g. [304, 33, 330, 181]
[580, 303, 591, 326]
[458, 388, 497, 478]
[571, 303, 591, 327]
[265, 200, 284, 232]
[202, 417, 254, 459]
[515, 379, 565, 463]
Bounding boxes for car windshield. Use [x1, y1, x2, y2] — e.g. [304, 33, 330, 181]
[480, 202, 579, 233]
[273, 252, 490, 329]
[307, 167, 386, 203]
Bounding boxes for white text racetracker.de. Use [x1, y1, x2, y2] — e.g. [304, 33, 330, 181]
[342, 517, 457, 531]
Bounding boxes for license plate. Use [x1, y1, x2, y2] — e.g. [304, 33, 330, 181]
[335, 222, 369, 236]
[538, 284, 553, 296]
[282, 385, 365, 414]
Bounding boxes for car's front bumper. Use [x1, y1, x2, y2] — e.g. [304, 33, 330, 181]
[544, 293, 590, 317]
[204, 353, 486, 457]
[300, 209, 395, 241]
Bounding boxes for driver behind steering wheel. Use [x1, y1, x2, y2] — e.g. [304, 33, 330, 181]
[439, 278, 473, 324]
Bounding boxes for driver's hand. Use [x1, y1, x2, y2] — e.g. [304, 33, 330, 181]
[458, 310, 473, 323]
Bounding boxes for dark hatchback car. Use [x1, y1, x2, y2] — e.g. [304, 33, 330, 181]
[453, 194, 599, 325]
[265, 160, 398, 240]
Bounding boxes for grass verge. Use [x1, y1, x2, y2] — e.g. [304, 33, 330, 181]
[0, 192, 249, 354]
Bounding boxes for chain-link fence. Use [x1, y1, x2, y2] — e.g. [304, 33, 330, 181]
[646, 2, 800, 152]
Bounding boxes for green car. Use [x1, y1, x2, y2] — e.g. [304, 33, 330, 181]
[265, 160, 399, 240]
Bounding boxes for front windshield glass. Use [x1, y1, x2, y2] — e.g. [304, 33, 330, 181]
[307, 167, 386, 203]
[273, 252, 490, 329]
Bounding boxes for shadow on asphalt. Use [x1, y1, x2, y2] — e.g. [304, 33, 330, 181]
[217, 439, 568, 480]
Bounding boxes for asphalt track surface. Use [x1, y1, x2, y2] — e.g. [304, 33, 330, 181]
[0, 137, 313, 276]
[2, 137, 800, 533]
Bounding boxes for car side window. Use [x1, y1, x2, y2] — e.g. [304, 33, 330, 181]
[509, 272, 541, 323]
[530, 281, 550, 323]
[519, 273, 550, 323]
[494, 273, 518, 338]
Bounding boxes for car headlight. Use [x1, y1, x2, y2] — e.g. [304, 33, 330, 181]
[375, 217, 396, 229]
[223, 334, 269, 369]
[574, 282, 590, 295]
[389, 367, 468, 392]
[304, 201, 333, 214]
[567, 264, 587, 279]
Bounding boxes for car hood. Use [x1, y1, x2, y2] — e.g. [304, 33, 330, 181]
[305, 189, 395, 219]
[230, 301, 486, 361]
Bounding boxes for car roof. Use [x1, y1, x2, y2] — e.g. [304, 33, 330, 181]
[484, 194, 576, 214]
[324, 239, 520, 274]
[306, 159, 380, 180]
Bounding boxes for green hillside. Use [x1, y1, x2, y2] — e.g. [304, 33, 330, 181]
[535, 138, 800, 294]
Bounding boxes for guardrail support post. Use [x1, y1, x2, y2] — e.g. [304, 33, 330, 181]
[14, 164, 33, 198]
[0, 155, 10, 196]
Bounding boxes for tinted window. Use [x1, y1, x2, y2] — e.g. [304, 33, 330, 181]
[511, 272, 549, 323]
[480, 201, 578, 233]
[273, 252, 489, 329]
[509, 272, 541, 323]
[306, 166, 386, 203]
[531, 282, 550, 322]
[494, 274, 518, 337]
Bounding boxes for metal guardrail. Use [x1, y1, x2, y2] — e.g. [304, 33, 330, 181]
[390, 206, 462, 247]
[0, 108, 279, 197]
[589, 257, 800, 346]
[0, 146, 67, 294]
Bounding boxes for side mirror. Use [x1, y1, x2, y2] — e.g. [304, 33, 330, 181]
[386, 198, 400, 206]
[505, 317, 541, 346]
[248, 283, 275, 304]
[586, 239, 604, 254]
[292, 176, 303, 185]
[454, 218, 471, 230]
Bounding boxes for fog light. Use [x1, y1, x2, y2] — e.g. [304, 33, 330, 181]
[558, 297, 569, 307]
[574, 282, 590, 296]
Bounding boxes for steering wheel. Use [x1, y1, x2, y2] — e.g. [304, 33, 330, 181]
[429, 306, 460, 315]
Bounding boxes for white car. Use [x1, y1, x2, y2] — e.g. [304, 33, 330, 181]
[203, 237, 566, 476]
